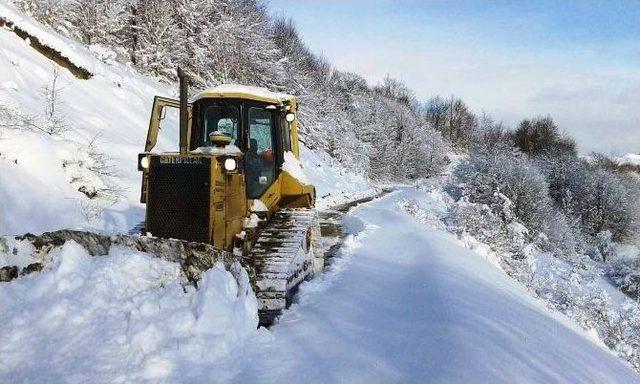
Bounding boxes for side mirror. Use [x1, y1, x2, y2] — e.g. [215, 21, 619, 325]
[285, 112, 295, 122]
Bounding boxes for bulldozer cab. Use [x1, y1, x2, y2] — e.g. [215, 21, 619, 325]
[191, 97, 282, 200]
[138, 79, 315, 251]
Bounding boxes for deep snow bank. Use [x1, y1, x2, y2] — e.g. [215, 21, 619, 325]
[0, 241, 257, 383]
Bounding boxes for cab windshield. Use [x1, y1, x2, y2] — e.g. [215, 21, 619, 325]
[203, 105, 240, 146]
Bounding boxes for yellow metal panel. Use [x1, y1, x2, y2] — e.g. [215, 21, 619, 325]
[280, 171, 314, 208]
[256, 178, 281, 212]
[211, 160, 226, 248]
[225, 173, 248, 250]
[145, 96, 192, 152]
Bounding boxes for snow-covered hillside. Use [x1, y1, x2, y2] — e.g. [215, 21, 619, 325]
[0, 2, 372, 236]
[0, 1, 173, 234]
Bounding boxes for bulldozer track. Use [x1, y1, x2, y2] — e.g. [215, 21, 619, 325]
[248, 208, 322, 326]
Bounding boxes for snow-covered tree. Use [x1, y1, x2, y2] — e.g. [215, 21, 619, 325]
[514, 116, 577, 157]
[455, 140, 576, 255]
[424, 95, 476, 149]
[68, 0, 132, 46]
[131, 0, 183, 78]
[17, 0, 447, 180]
[537, 153, 640, 243]
[14, 0, 71, 31]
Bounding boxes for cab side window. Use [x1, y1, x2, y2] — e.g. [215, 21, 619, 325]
[246, 108, 276, 198]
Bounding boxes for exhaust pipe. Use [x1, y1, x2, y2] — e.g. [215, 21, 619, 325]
[177, 67, 189, 154]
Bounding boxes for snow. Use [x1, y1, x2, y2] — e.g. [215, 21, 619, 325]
[281, 150, 309, 184]
[0, 241, 257, 383]
[618, 153, 640, 166]
[0, 6, 177, 235]
[250, 200, 268, 213]
[195, 84, 294, 103]
[191, 144, 242, 155]
[0, 235, 36, 269]
[2, 189, 638, 382]
[243, 213, 261, 229]
[406, 177, 640, 369]
[298, 144, 377, 210]
[230, 188, 638, 383]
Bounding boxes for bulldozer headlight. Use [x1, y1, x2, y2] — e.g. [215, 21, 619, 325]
[285, 112, 295, 122]
[138, 153, 150, 171]
[224, 158, 237, 172]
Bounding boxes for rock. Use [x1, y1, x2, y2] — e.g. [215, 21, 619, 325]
[12, 229, 233, 283]
[78, 185, 98, 199]
[21, 263, 43, 276]
[0, 266, 18, 282]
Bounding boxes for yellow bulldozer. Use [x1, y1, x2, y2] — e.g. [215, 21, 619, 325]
[137, 69, 324, 325]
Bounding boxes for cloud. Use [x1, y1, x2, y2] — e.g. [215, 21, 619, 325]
[314, 35, 640, 153]
[269, 0, 640, 154]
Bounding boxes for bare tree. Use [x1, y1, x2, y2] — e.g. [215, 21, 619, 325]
[41, 66, 68, 135]
[62, 133, 128, 222]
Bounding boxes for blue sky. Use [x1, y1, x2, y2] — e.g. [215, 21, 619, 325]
[268, 0, 640, 154]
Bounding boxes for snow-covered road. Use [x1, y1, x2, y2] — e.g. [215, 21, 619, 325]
[232, 188, 638, 383]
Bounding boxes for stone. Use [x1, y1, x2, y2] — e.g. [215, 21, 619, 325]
[0, 266, 18, 282]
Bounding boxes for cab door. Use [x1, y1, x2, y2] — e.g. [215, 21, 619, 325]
[245, 105, 280, 209]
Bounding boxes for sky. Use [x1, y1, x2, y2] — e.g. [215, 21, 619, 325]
[267, 0, 640, 155]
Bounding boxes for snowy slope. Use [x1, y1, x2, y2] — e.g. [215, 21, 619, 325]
[0, 242, 257, 383]
[230, 188, 638, 383]
[0, 3, 176, 235]
[0, 2, 373, 236]
[299, 144, 375, 210]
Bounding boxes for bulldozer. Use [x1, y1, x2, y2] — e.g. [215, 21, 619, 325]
[137, 69, 324, 325]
